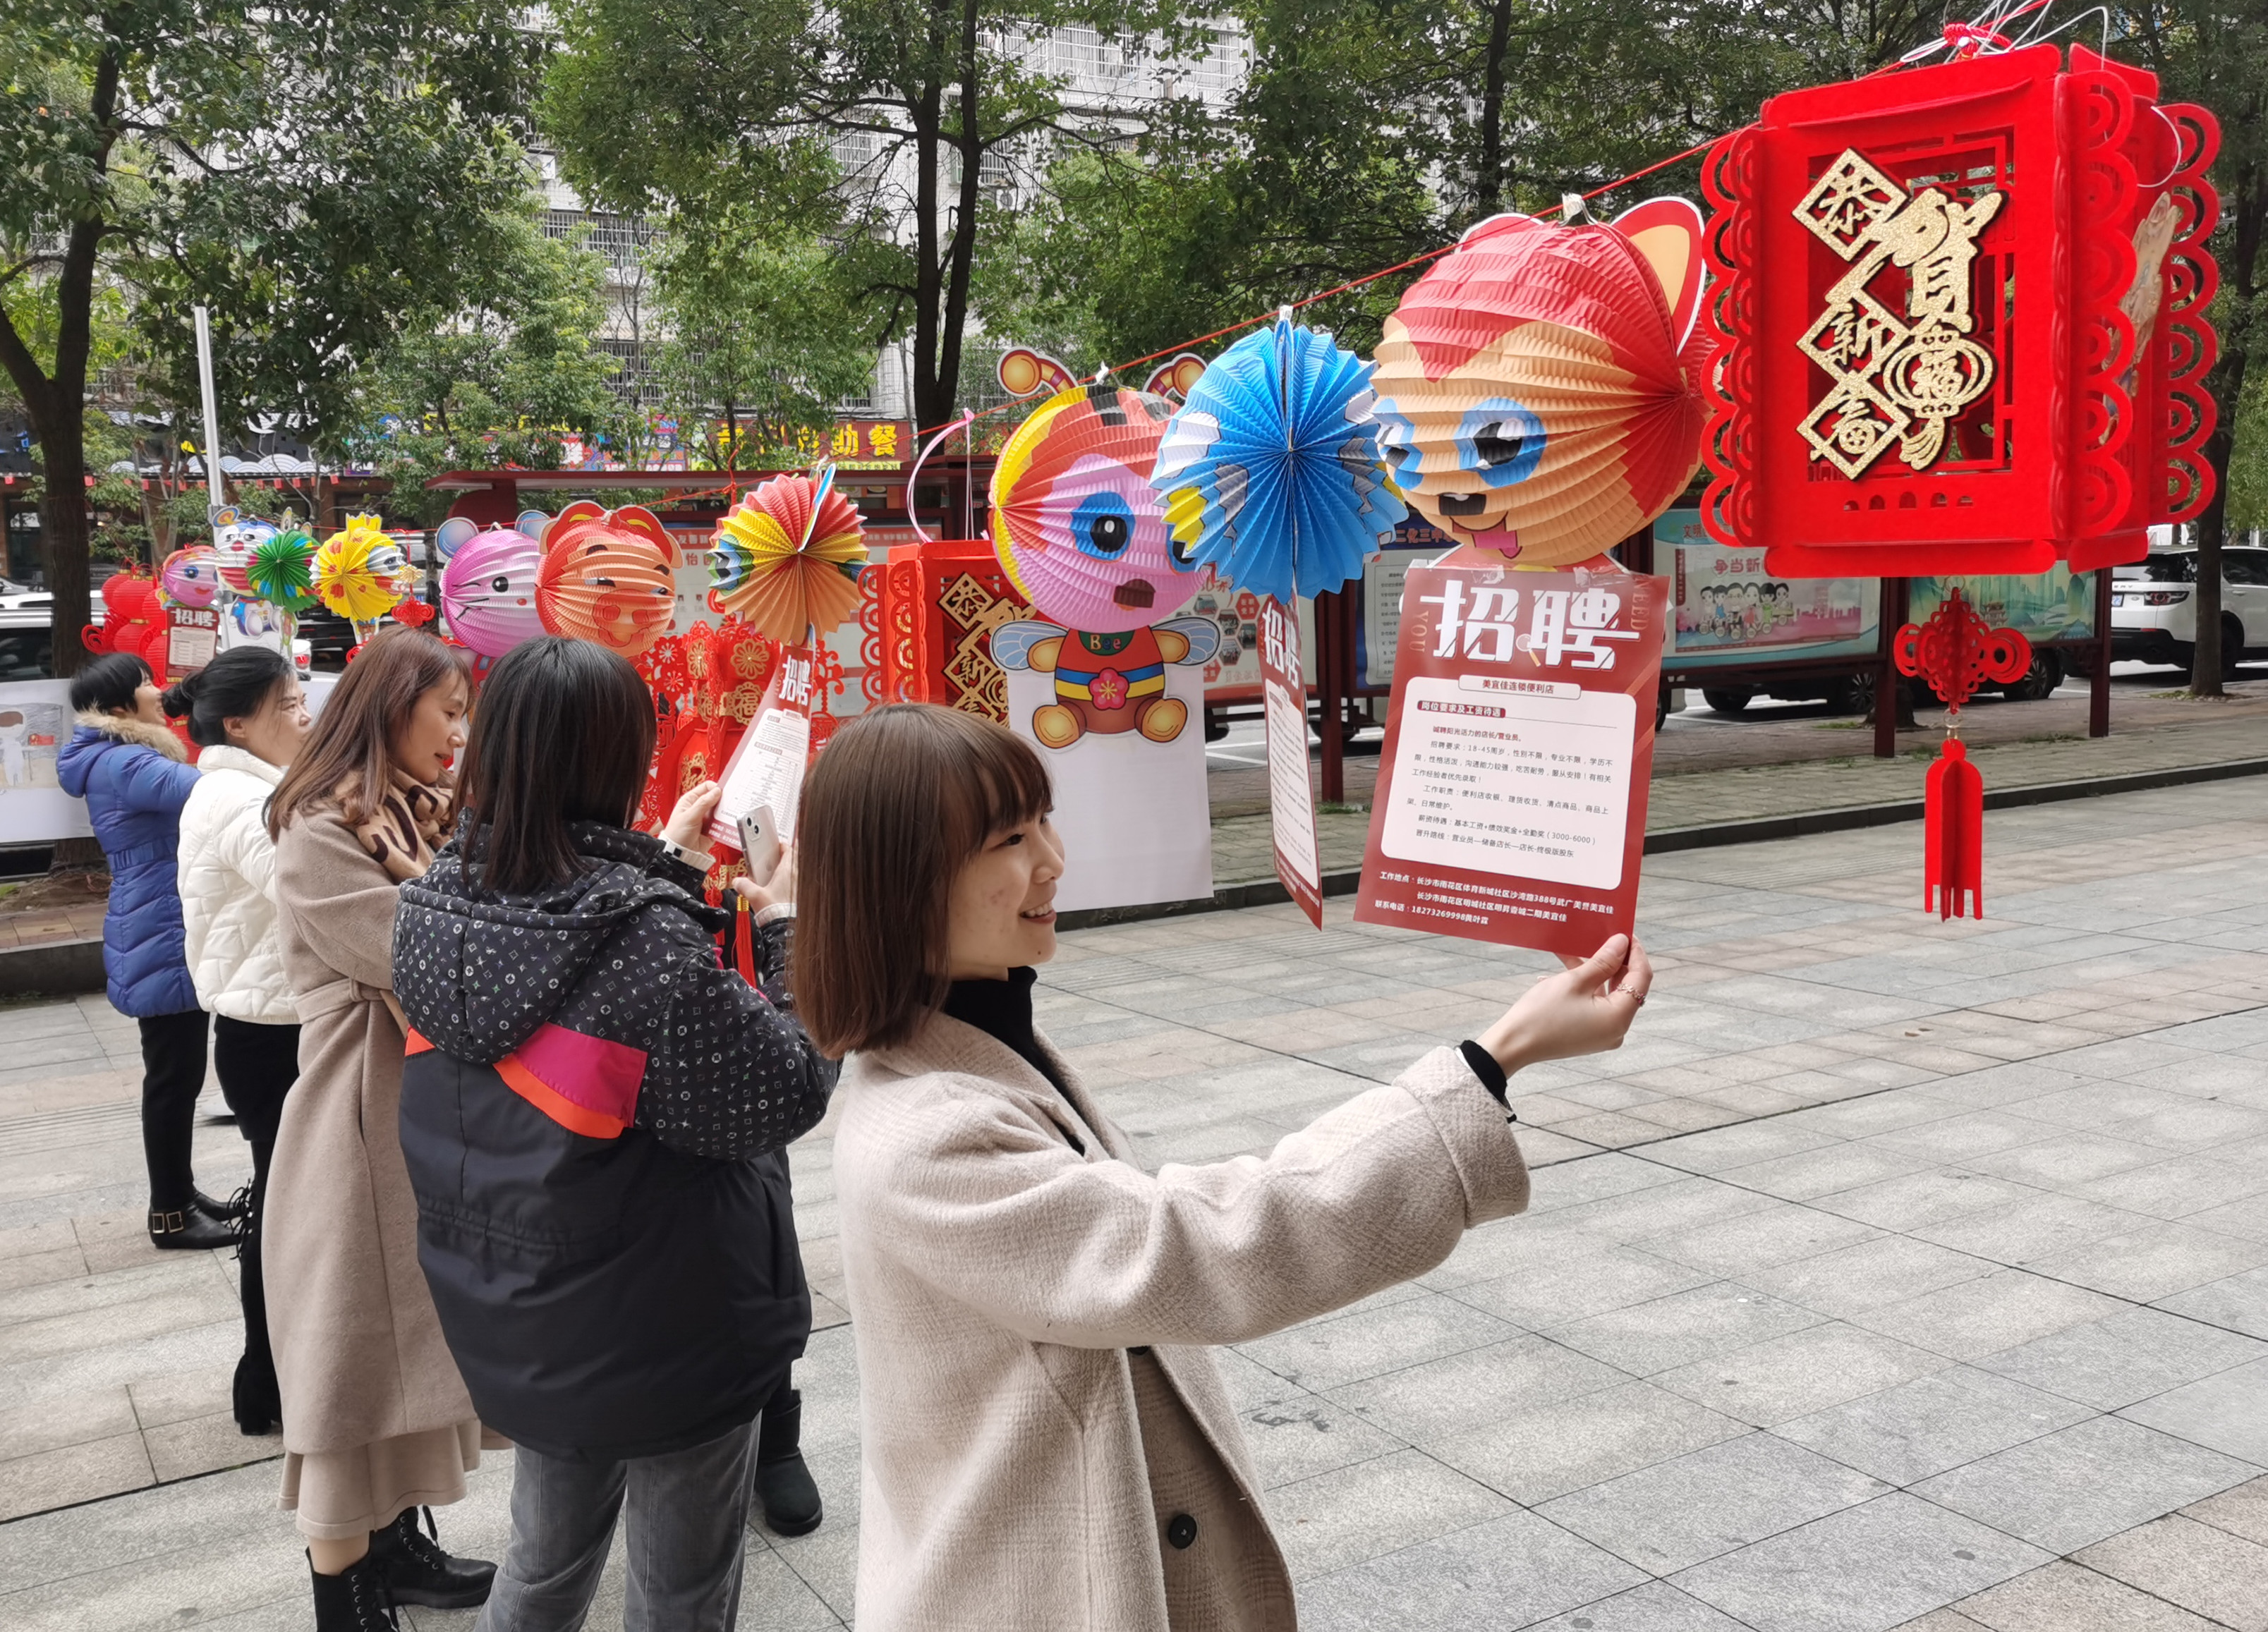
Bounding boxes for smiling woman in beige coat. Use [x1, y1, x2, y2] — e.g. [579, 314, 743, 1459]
[797, 705, 1652, 1632]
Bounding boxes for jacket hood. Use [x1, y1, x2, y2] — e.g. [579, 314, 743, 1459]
[58, 712, 188, 796]
[396, 821, 727, 1064]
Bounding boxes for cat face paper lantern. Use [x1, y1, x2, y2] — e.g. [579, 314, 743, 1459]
[437, 514, 547, 660]
[710, 470, 867, 643]
[209, 508, 279, 595]
[314, 514, 413, 622]
[1700, 44, 2220, 577]
[1153, 317, 1406, 603]
[1369, 197, 1711, 566]
[535, 501, 677, 657]
[159, 547, 222, 610]
[990, 381, 1196, 634]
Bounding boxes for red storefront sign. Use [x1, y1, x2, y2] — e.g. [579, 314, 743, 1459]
[1355, 556, 1665, 957]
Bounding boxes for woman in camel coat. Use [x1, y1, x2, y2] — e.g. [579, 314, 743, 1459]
[265, 630, 495, 1628]
[797, 705, 1653, 1632]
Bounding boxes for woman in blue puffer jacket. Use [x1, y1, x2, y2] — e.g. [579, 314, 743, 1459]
[56, 653, 242, 1250]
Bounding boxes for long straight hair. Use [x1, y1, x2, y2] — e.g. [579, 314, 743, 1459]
[269, 628, 471, 839]
[456, 636, 657, 894]
[795, 704, 1053, 1056]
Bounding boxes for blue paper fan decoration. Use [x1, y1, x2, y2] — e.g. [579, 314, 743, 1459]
[1151, 316, 1407, 602]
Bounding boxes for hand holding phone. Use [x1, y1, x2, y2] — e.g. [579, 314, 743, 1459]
[737, 806, 784, 886]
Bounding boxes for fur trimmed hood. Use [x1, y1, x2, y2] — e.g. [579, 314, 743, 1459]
[73, 709, 188, 762]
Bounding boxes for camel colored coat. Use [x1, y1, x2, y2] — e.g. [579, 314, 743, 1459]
[265, 808, 477, 1456]
[834, 1014, 1531, 1632]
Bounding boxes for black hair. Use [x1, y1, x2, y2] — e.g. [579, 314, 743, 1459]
[162, 646, 293, 748]
[69, 652, 152, 716]
[458, 636, 657, 894]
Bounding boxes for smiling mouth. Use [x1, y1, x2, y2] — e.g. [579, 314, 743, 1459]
[1113, 580, 1156, 609]
[1021, 903, 1057, 922]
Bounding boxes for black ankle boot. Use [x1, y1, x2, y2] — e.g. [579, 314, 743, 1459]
[756, 1387, 823, 1536]
[310, 1552, 398, 1630]
[232, 1351, 280, 1436]
[197, 1185, 250, 1222]
[148, 1204, 238, 1251]
[368, 1505, 496, 1609]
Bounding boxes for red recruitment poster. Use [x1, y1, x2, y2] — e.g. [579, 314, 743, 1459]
[1354, 555, 1666, 957]
[707, 643, 816, 852]
[1257, 595, 1324, 927]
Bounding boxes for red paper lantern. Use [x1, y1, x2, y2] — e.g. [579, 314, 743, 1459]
[871, 538, 1035, 721]
[1700, 44, 2219, 578]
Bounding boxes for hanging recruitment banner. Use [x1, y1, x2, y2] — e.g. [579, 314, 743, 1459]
[1354, 559, 1667, 957]
[1257, 596, 1324, 927]
[708, 644, 815, 850]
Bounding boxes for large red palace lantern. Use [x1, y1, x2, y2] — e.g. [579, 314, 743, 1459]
[1700, 44, 2219, 578]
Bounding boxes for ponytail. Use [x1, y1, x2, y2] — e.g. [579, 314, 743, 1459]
[163, 646, 292, 748]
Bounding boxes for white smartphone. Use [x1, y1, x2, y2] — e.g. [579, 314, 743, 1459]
[736, 805, 784, 884]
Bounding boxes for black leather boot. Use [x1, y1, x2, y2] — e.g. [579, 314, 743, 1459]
[197, 1186, 250, 1221]
[147, 1204, 238, 1251]
[756, 1387, 823, 1536]
[231, 1351, 280, 1436]
[368, 1505, 497, 1609]
[310, 1551, 398, 1630]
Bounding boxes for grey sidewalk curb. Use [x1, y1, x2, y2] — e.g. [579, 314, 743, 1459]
[4, 757, 2260, 983]
[1058, 754, 2268, 931]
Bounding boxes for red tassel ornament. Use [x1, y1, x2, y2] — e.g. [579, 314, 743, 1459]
[1893, 588, 2030, 921]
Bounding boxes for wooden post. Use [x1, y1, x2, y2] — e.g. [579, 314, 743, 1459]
[2090, 567, 2111, 738]
[1874, 576, 1906, 760]
[1318, 586, 1345, 805]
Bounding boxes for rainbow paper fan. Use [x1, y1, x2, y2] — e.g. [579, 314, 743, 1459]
[315, 514, 412, 622]
[710, 469, 867, 643]
[248, 529, 320, 611]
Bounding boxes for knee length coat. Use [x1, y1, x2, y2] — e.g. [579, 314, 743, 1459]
[833, 1013, 1531, 1632]
[265, 806, 476, 1456]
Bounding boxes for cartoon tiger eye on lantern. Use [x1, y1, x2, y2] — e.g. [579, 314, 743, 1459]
[1369, 197, 1712, 566]
[314, 513, 412, 622]
[437, 514, 547, 660]
[535, 501, 678, 658]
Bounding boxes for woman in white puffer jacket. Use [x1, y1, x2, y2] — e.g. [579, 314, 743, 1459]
[173, 644, 311, 1436]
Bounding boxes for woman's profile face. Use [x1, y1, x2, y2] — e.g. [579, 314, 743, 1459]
[945, 814, 1065, 980]
[389, 674, 471, 785]
[228, 677, 312, 769]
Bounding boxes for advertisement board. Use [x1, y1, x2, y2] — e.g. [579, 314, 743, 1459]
[1657, 510, 1880, 669]
[1909, 566, 2097, 643]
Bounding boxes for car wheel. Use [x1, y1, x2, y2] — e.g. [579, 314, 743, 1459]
[1824, 674, 1874, 715]
[1202, 708, 1228, 743]
[2000, 650, 2063, 701]
[1702, 687, 1753, 716]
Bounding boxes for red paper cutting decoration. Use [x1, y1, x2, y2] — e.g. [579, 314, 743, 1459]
[1701, 44, 2220, 578]
[1893, 587, 2032, 919]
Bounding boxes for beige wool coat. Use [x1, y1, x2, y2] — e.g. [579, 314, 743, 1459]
[265, 808, 478, 1456]
[833, 1013, 1531, 1632]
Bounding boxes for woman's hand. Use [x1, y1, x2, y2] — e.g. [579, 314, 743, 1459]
[1476, 934, 1653, 1076]
[662, 780, 721, 851]
[731, 843, 795, 914]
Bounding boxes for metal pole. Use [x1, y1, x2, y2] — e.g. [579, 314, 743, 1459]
[193, 305, 225, 512]
[2090, 567, 2111, 738]
[1318, 589, 1345, 805]
[1873, 577, 1905, 760]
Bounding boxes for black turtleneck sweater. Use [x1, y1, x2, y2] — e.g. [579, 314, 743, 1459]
[940, 967, 1514, 1123]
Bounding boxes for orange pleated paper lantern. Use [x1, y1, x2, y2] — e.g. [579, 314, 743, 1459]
[710, 470, 867, 643]
[1369, 198, 1711, 566]
[535, 501, 679, 657]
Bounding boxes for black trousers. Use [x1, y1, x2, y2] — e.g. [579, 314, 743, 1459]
[137, 1009, 212, 1212]
[213, 1016, 299, 1387]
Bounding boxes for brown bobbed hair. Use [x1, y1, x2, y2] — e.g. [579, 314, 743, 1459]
[796, 703, 1052, 1057]
[269, 628, 471, 839]
[457, 636, 657, 894]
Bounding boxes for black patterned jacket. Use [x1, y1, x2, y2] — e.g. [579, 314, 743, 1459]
[393, 820, 834, 1461]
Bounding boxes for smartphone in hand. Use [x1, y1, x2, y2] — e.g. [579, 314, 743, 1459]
[737, 806, 784, 884]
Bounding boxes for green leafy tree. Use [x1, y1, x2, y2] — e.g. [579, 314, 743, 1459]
[0, 0, 538, 673]
[337, 212, 625, 525]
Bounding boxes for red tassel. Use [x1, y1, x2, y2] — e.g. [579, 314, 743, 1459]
[735, 895, 760, 986]
[1924, 738, 1984, 920]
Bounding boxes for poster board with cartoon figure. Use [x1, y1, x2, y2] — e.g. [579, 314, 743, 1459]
[0, 681, 94, 844]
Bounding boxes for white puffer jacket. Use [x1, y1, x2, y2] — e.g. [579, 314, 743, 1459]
[177, 745, 294, 1024]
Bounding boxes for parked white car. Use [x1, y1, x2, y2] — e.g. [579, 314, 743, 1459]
[2111, 547, 2268, 678]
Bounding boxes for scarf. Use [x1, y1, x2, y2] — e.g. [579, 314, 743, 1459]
[347, 766, 454, 882]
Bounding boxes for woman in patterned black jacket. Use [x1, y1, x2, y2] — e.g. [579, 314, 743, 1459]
[392, 638, 834, 1632]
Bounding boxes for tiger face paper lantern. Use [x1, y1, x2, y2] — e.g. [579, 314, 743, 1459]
[1368, 197, 1712, 566]
[535, 501, 678, 657]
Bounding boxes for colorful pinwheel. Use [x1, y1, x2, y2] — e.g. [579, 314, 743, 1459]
[710, 469, 867, 643]
[248, 528, 321, 612]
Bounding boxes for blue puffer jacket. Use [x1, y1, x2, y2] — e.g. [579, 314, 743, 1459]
[56, 712, 201, 1017]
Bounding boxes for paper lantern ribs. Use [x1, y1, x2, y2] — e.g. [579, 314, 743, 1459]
[1700, 44, 2220, 577]
[437, 513, 547, 661]
[1152, 317, 1407, 603]
[158, 547, 222, 610]
[1369, 197, 1712, 566]
[710, 470, 868, 643]
[248, 530, 320, 612]
[315, 515, 413, 622]
[535, 501, 678, 658]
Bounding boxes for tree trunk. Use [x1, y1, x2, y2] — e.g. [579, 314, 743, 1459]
[911, 75, 947, 431]
[2190, 152, 2262, 698]
[37, 417, 93, 679]
[1475, 0, 1514, 218]
[935, 0, 983, 419]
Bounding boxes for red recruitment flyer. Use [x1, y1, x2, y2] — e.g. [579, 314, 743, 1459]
[1354, 554, 1666, 957]
[707, 644, 815, 852]
[1257, 595, 1324, 927]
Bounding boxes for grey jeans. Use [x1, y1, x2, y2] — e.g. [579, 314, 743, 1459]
[475, 1423, 758, 1632]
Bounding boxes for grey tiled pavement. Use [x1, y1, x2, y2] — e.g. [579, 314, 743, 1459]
[4, 779, 2268, 1628]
